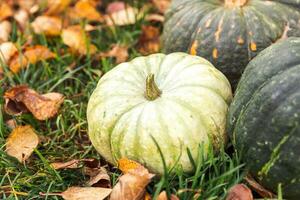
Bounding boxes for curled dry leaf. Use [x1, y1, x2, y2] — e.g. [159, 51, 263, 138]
[157, 191, 180, 200]
[9, 45, 56, 73]
[73, 0, 103, 21]
[244, 174, 276, 198]
[110, 158, 155, 200]
[151, 0, 171, 14]
[41, 187, 112, 200]
[137, 25, 160, 55]
[5, 125, 39, 163]
[85, 167, 111, 188]
[4, 85, 64, 120]
[100, 44, 128, 64]
[62, 26, 97, 55]
[0, 3, 13, 21]
[105, 2, 138, 26]
[0, 21, 12, 43]
[226, 184, 253, 200]
[31, 16, 62, 36]
[45, 0, 72, 15]
[14, 9, 29, 30]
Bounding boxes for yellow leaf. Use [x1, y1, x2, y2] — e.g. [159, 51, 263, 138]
[45, 0, 72, 15]
[118, 158, 141, 174]
[5, 125, 39, 163]
[73, 0, 103, 21]
[0, 3, 13, 21]
[62, 26, 97, 55]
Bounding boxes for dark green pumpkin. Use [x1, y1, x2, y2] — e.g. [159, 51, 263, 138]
[227, 37, 300, 199]
[162, 0, 300, 85]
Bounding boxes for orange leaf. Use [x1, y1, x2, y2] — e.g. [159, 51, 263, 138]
[110, 163, 155, 200]
[73, 0, 103, 21]
[226, 184, 253, 200]
[62, 26, 97, 55]
[45, 0, 72, 15]
[9, 45, 56, 73]
[5, 125, 39, 163]
[137, 25, 160, 55]
[31, 16, 62, 36]
[14, 9, 29, 30]
[4, 85, 64, 120]
[118, 158, 142, 174]
[0, 3, 13, 21]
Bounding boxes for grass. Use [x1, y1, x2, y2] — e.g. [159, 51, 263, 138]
[0, 1, 244, 199]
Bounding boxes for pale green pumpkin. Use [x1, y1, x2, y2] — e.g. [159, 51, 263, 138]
[87, 53, 232, 173]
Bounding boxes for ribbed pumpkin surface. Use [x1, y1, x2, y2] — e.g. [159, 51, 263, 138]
[162, 0, 300, 85]
[227, 37, 300, 199]
[87, 53, 232, 173]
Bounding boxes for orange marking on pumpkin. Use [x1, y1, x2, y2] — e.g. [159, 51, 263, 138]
[190, 41, 198, 55]
[237, 37, 244, 44]
[250, 42, 257, 51]
[213, 48, 218, 59]
[205, 19, 212, 28]
[214, 16, 224, 42]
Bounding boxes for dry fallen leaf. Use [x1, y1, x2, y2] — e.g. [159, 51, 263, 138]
[226, 184, 253, 200]
[137, 25, 160, 55]
[85, 167, 111, 188]
[31, 16, 62, 36]
[100, 44, 128, 64]
[157, 191, 180, 200]
[40, 187, 112, 200]
[73, 0, 103, 21]
[51, 158, 95, 170]
[62, 26, 97, 55]
[244, 174, 276, 198]
[17, 0, 39, 13]
[9, 45, 56, 73]
[14, 9, 29, 30]
[4, 85, 64, 120]
[0, 21, 12, 43]
[145, 14, 165, 23]
[5, 125, 39, 163]
[5, 119, 17, 129]
[151, 0, 171, 14]
[0, 2, 13, 21]
[0, 42, 18, 64]
[45, 0, 72, 15]
[105, 2, 138, 26]
[110, 158, 155, 200]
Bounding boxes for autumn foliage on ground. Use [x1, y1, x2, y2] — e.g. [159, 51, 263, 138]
[0, 0, 272, 199]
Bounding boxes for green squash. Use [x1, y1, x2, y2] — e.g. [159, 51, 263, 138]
[87, 53, 232, 173]
[162, 0, 300, 85]
[227, 37, 300, 199]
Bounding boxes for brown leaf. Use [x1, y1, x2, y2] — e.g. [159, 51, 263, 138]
[5, 125, 39, 163]
[151, 0, 171, 14]
[226, 184, 253, 200]
[9, 45, 56, 73]
[244, 174, 276, 198]
[14, 9, 29, 30]
[5, 119, 17, 129]
[73, 0, 103, 21]
[85, 167, 111, 188]
[110, 159, 155, 200]
[0, 3, 13, 21]
[4, 85, 64, 120]
[51, 158, 95, 170]
[62, 26, 97, 55]
[157, 191, 180, 200]
[0, 42, 18, 64]
[31, 16, 62, 36]
[0, 21, 12, 43]
[137, 25, 160, 55]
[100, 44, 128, 64]
[105, 2, 138, 26]
[45, 0, 72, 15]
[43, 187, 112, 200]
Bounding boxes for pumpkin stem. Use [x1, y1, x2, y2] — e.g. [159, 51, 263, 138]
[145, 74, 162, 101]
[224, 0, 248, 7]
